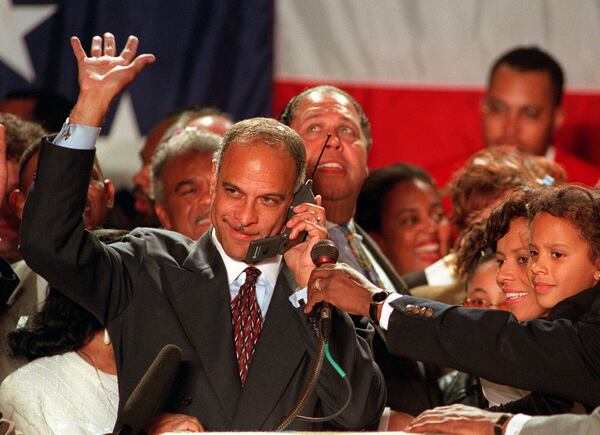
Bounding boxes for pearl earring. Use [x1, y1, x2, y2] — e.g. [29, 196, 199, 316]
[103, 329, 111, 345]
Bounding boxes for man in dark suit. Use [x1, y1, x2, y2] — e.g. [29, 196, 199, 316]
[305, 262, 600, 408]
[20, 33, 385, 432]
[280, 85, 441, 414]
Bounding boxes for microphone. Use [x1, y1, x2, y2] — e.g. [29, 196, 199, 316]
[310, 240, 339, 340]
[112, 344, 183, 435]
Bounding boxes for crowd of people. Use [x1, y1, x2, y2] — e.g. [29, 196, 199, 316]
[0, 31, 597, 434]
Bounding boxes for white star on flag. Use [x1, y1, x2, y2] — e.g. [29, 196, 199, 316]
[96, 93, 145, 189]
[0, 0, 57, 82]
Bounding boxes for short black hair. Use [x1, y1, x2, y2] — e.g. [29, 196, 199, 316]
[356, 163, 435, 233]
[489, 46, 564, 106]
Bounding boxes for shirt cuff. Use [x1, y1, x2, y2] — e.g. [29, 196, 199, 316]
[53, 119, 100, 150]
[505, 414, 531, 435]
[288, 287, 308, 308]
[379, 293, 402, 330]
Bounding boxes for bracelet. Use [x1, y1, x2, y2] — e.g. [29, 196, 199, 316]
[494, 413, 512, 435]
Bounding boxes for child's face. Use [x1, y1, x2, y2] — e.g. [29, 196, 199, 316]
[529, 212, 600, 310]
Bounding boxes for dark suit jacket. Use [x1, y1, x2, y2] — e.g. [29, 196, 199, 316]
[351, 225, 442, 414]
[385, 283, 600, 407]
[21, 141, 386, 431]
[489, 286, 600, 414]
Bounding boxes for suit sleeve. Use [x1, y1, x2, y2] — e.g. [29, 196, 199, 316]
[314, 308, 386, 430]
[384, 295, 600, 407]
[20, 139, 142, 325]
[521, 406, 600, 435]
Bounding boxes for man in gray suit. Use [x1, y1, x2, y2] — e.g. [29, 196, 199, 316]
[280, 85, 441, 415]
[405, 403, 599, 434]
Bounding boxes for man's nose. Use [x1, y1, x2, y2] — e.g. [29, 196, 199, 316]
[325, 131, 342, 150]
[502, 112, 519, 143]
[235, 199, 258, 227]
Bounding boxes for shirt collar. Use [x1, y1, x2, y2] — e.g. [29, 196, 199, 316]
[211, 229, 281, 287]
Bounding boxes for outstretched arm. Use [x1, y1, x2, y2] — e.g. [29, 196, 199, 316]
[68, 32, 155, 127]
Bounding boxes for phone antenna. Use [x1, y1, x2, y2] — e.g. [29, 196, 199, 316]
[309, 134, 331, 180]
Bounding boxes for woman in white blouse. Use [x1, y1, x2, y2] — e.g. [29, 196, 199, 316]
[0, 288, 118, 435]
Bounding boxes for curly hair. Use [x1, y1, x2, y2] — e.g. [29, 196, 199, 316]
[485, 188, 536, 252]
[528, 185, 600, 261]
[454, 222, 492, 283]
[448, 146, 565, 231]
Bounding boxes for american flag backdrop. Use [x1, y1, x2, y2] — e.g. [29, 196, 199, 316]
[1, 0, 599, 188]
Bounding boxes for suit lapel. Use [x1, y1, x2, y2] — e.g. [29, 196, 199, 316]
[164, 233, 241, 421]
[356, 223, 409, 294]
[231, 266, 308, 429]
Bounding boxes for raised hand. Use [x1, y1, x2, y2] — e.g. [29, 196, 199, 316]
[69, 33, 155, 126]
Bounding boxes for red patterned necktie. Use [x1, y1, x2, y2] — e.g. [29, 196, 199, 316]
[230, 266, 263, 386]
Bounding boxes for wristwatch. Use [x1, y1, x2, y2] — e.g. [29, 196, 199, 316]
[494, 413, 512, 435]
[369, 290, 391, 325]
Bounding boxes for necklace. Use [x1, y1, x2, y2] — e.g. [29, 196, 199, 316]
[76, 349, 119, 416]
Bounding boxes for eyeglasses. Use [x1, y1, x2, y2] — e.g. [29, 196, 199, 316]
[462, 298, 509, 311]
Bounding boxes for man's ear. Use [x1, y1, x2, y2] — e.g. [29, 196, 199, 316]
[154, 203, 172, 230]
[8, 189, 26, 221]
[594, 259, 600, 282]
[210, 159, 217, 196]
[103, 179, 116, 209]
[553, 106, 565, 130]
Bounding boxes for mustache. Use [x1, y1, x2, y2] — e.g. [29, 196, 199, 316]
[223, 217, 257, 235]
